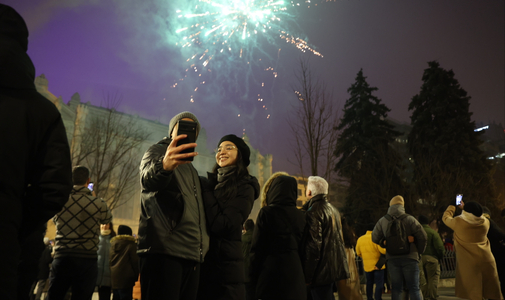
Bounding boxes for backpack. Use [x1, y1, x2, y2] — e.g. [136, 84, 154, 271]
[384, 214, 410, 255]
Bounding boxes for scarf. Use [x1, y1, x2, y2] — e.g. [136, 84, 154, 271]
[215, 165, 236, 190]
[460, 210, 485, 225]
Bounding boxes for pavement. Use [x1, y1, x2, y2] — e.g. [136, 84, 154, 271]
[372, 287, 459, 300]
[88, 287, 459, 300]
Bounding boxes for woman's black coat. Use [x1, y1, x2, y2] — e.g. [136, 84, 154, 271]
[197, 173, 260, 300]
[249, 175, 307, 300]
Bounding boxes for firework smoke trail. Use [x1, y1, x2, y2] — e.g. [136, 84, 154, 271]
[170, 0, 323, 121]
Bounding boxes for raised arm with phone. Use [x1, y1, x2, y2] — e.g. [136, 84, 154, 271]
[138, 111, 209, 300]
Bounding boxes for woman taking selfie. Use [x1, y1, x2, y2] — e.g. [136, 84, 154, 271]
[197, 134, 260, 300]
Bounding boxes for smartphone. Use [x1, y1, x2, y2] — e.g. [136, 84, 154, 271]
[176, 120, 197, 161]
[456, 194, 463, 206]
[87, 182, 94, 192]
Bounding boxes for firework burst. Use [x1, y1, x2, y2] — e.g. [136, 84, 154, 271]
[170, 0, 323, 121]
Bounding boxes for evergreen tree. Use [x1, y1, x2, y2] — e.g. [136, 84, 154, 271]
[408, 61, 495, 217]
[335, 69, 405, 233]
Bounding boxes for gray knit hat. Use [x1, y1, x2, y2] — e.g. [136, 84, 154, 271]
[168, 111, 201, 137]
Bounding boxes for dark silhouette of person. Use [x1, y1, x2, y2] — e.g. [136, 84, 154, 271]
[0, 4, 73, 300]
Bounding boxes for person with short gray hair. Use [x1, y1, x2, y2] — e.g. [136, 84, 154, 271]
[301, 176, 349, 300]
[306, 176, 329, 196]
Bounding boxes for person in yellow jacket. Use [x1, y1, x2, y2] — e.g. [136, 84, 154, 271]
[356, 224, 387, 300]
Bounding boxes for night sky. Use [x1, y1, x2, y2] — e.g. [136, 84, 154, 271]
[4, 0, 504, 175]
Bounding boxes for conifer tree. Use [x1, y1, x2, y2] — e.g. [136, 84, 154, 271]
[335, 69, 405, 232]
[408, 61, 495, 217]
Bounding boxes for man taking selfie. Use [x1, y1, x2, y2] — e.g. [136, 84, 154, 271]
[137, 111, 209, 300]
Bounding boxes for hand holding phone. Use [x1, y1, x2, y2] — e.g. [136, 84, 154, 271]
[176, 120, 197, 161]
[87, 182, 94, 192]
[456, 194, 463, 206]
[162, 120, 198, 171]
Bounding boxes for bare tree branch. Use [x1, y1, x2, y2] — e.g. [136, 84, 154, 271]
[287, 59, 340, 184]
[71, 94, 150, 211]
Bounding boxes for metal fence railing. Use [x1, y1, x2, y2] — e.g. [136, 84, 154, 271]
[354, 249, 456, 279]
[440, 249, 456, 279]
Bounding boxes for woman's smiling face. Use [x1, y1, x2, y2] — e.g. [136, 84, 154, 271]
[216, 141, 238, 168]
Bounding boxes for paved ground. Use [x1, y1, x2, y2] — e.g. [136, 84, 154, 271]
[88, 287, 459, 300]
[374, 287, 459, 300]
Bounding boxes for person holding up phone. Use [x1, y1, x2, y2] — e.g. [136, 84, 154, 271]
[196, 134, 260, 300]
[442, 198, 502, 300]
[138, 111, 209, 300]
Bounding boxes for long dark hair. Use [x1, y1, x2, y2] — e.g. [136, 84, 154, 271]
[212, 149, 250, 199]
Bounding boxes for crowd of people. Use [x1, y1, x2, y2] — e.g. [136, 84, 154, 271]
[2, 3, 505, 300]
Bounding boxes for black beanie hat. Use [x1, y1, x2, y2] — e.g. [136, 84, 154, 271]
[464, 201, 483, 217]
[118, 225, 133, 236]
[217, 134, 251, 167]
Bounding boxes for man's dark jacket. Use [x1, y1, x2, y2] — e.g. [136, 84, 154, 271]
[137, 138, 209, 262]
[0, 4, 73, 241]
[250, 175, 307, 300]
[197, 172, 260, 299]
[301, 194, 349, 287]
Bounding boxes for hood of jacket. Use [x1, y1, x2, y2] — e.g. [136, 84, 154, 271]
[265, 175, 297, 206]
[244, 176, 260, 199]
[0, 5, 36, 90]
[244, 175, 260, 200]
[387, 204, 405, 217]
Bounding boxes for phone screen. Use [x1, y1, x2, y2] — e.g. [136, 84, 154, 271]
[88, 182, 94, 192]
[456, 194, 463, 205]
[176, 120, 197, 161]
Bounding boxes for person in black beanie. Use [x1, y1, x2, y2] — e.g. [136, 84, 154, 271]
[442, 200, 502, 300]
[110, 225, 139, 300]
[197, 134, 260, 300]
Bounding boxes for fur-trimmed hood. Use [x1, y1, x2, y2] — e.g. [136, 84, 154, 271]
[111, 235, 136, 243]
[261, 171, 289, 207]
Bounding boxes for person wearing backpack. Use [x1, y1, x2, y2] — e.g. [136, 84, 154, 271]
[372, 195, 427, 300]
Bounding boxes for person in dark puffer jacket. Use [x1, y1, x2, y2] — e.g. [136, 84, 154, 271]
[110, 225, 139, 300]
[196, 134, 260, 300]
[250, 172, 307, 300]
[0, 5, 73, 299]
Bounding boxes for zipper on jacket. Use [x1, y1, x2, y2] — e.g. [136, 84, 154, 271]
[195, 184, 204, 263]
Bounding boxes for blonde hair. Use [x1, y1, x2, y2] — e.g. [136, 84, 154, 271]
[261, 171, 290, 207]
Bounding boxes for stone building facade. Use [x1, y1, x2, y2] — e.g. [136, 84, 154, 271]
[36, 75, 272, 236]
